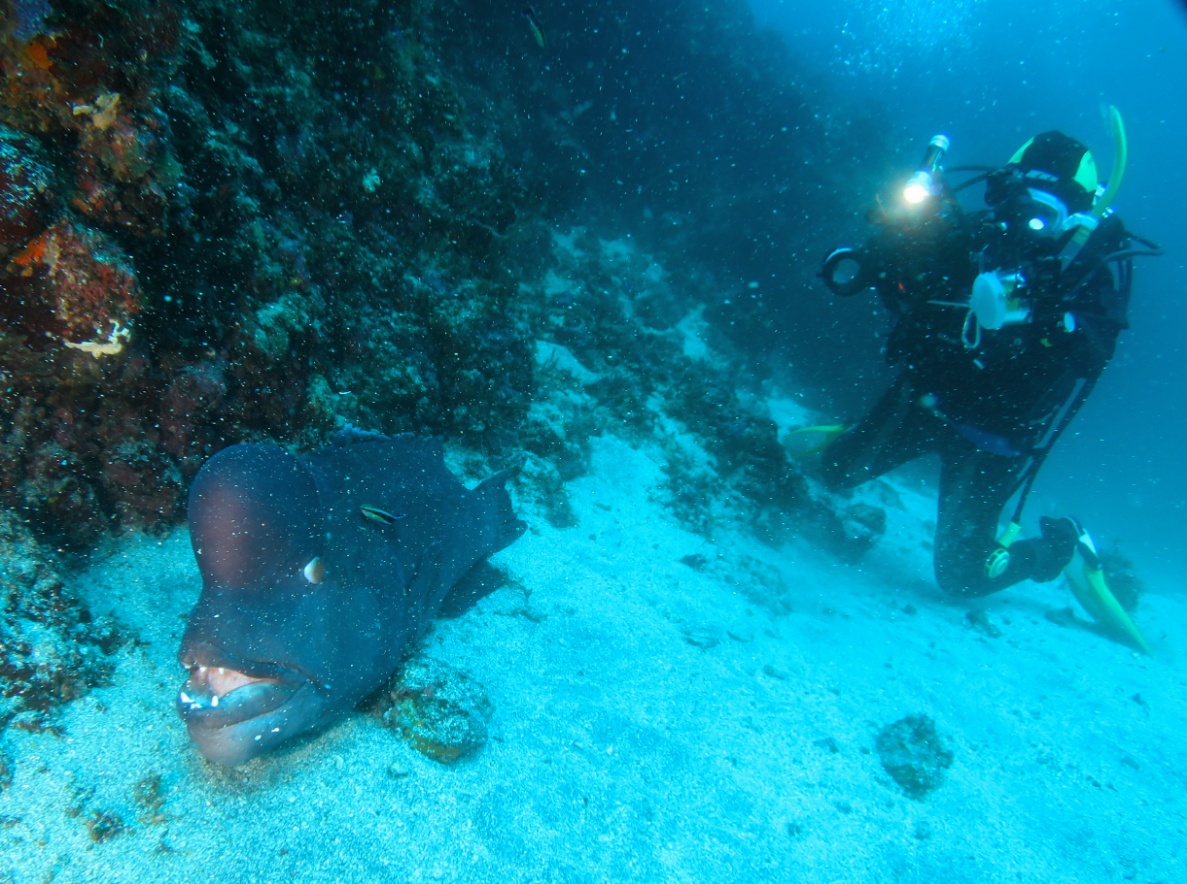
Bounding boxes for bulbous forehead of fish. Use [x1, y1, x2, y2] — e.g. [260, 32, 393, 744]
[188, 444, 323, 589]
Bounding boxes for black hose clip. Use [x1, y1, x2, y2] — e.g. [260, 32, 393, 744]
[819, 247, 872, 297]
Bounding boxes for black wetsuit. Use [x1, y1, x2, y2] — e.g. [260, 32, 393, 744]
[821, 207, 1133, 597]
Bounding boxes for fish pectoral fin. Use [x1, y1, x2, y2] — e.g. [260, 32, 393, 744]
[438, 561, 506, 618]
[406, 540, 450, 616]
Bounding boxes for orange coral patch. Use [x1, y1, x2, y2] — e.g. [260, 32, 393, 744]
[23, 40, 55, 72]
[11, 232, 52, 269]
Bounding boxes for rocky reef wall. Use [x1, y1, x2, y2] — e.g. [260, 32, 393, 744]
[0, 0, 881, 722]
[2, 0, 538, 545]
[2, 0, 876, 545]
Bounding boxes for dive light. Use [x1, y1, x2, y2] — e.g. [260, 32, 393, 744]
[902, 134, 950, 205]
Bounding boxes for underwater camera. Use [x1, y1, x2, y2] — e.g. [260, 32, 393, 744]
[820, 134, 952, 298]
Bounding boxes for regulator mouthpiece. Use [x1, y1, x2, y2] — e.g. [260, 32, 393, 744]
[902, 134, 950, 205]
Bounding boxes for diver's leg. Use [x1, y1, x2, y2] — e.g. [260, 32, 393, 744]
[932, 447, 1025, 597]
[820, 378, 939, 492]
[932, 449, 1077, 597]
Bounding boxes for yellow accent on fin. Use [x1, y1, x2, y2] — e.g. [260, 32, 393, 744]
[1065, 554, 1150, 655]
[783, 424, 847, 458]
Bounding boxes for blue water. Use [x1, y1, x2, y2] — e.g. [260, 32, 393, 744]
[751, 0, 1187, 585]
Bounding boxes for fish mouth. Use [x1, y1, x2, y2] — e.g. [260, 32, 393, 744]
[176, 642, 336, 765]
[176, 644, 308, 729]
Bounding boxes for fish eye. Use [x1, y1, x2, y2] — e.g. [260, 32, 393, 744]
[303, 556, 326, 584]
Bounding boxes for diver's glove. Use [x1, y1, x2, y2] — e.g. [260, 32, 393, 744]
[1034, 516, 1083, 582]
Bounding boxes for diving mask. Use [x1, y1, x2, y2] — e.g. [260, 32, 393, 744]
[996, 187, 1070, 237]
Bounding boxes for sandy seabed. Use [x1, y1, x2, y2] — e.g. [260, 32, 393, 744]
[1, 432, 1184, 884]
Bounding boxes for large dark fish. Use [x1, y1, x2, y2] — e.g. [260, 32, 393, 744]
[176, 430, 524, 766]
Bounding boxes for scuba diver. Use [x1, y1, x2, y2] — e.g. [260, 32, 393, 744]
[814, 110, 1161, 645]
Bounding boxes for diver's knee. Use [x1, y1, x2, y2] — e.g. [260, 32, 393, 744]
[933, 548, 997, 598]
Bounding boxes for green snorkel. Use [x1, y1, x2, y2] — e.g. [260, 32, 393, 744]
[1058, 104, 1128, 268]
[1094, 104, 1127, 216]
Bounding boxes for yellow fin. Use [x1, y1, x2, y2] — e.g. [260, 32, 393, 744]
[1066, 555, 1150, 655]
[783, 424, 847, 458]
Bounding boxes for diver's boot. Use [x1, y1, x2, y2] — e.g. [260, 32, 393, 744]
[1033, 515, 1083, 582]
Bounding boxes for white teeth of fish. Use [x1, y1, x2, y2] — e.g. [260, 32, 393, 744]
[179, 691, 207, 710]
[179, 690, 226, 708]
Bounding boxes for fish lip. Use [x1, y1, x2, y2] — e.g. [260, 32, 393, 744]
[176, 642, 315, 729]
[177, 676, 301, 729]
[179, 679, 327, 766]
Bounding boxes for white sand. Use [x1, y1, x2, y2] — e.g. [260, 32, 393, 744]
[1, 433, 1183, 883]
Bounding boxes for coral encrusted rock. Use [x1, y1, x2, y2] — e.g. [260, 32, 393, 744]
[875, 714, 954, 800]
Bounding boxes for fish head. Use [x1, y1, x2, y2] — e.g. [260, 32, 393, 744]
[176, 443, 387, 765]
